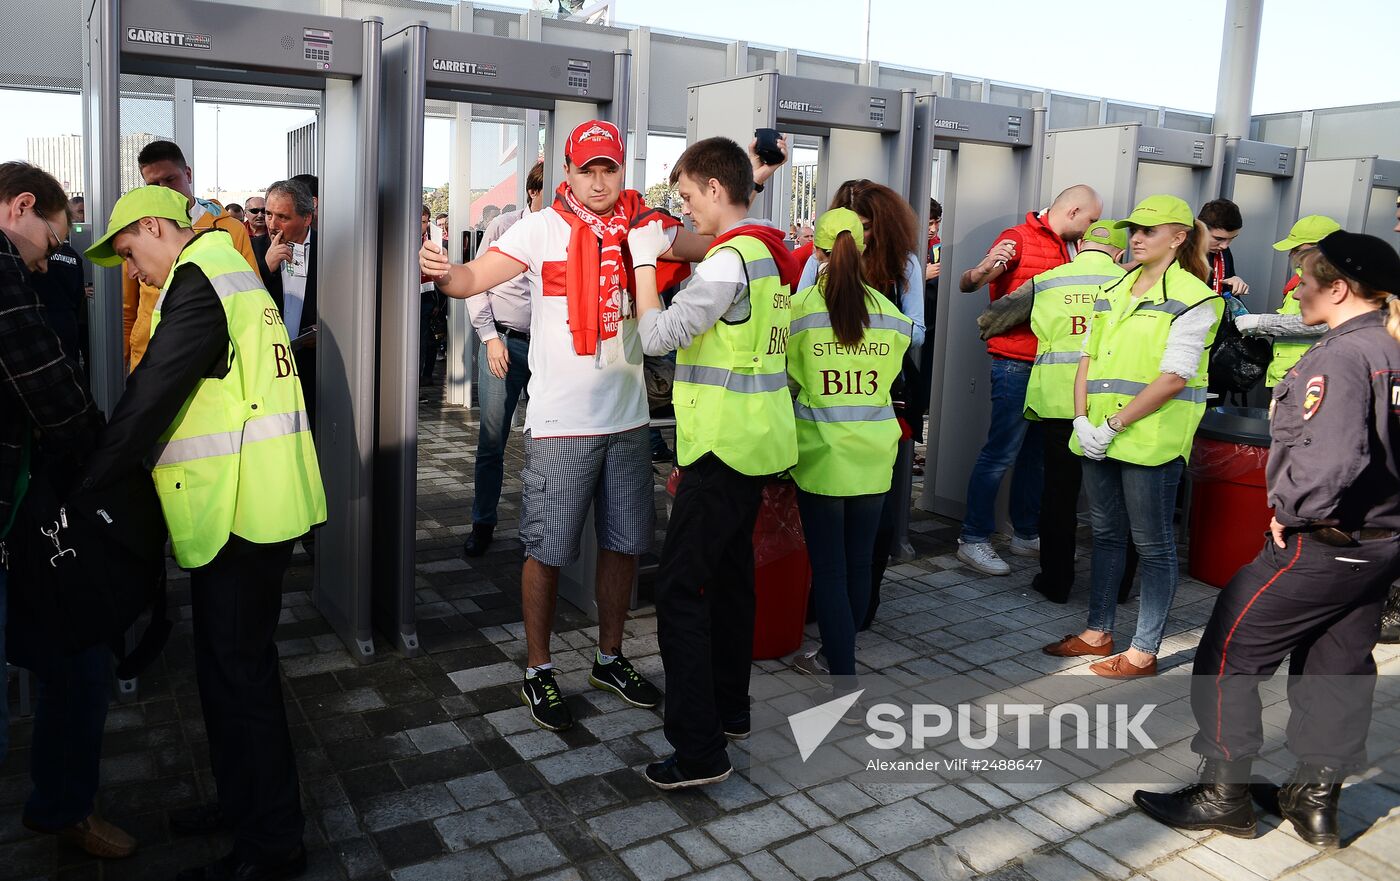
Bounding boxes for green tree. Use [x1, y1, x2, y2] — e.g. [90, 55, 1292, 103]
[644, 180, 680, 214]
[426, 183, 450, 219]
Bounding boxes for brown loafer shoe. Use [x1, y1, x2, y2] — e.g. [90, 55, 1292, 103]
[1089, 653, 1157, 679]
[1042, 634, 1114, 657]
[24, 813, 137, 859]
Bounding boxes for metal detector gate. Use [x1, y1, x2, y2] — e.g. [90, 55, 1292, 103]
[376, 23, 627, 647]
[1300, 156, 1400, 248]
[686, 71, 916, 236]
[1041, 123, 1225, 220]
[86, 0, 382, 660]
[909, 96, 1044, 523]
[1222, 140, 1304, 313]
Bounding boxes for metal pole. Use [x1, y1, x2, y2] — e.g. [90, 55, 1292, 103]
[1213, 0, 1264, 199]
[862, 0, 872, 64]
[84, 0, 124, 416]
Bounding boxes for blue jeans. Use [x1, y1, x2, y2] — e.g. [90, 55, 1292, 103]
[472, 335, 531, 526]
[1082, 456, 1185, 655]
[797, 490, 885, 677]
[960, 357, 1043, 543]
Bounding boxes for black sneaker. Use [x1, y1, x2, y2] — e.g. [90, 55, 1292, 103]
[589, 653, 663, 709]
[462, 523, 494, 558]
[651, 446, 673, 464]
[722, 713, 750, 740]
[645, 754, 732, 790]
[168, 803, 225, 836]
[520, 669, 573, 731]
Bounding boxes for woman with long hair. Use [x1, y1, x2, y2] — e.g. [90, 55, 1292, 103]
[787, 208, 911, 692]
[1043, 194, 1223, 678]
[1136, 231, 1400, 847]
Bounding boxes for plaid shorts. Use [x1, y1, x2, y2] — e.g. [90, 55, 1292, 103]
[518, 426, 655, 568]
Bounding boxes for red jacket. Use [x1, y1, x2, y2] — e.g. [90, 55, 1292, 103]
[986, 211, 1072, 361]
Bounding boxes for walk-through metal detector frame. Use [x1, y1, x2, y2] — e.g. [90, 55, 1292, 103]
[910, 96, 1044, 524]
[377, 22, 629, 646]
[686, 71, 917, 237]
[1220, 139, 1305, 313]
[1299, 156, 1400, 247]
[86, 0, 383, 661]
[1041, 123, 1225, 220]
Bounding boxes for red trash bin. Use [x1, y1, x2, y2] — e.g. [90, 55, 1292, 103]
[667, 470, 812, 660]
[1187, 408, 1273, 588]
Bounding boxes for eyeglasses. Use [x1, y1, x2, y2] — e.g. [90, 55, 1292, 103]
[246, 207, 266, 215]
[41, 214, 68, 258]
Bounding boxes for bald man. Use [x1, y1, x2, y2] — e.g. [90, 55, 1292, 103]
[954, 184, 1103, 577]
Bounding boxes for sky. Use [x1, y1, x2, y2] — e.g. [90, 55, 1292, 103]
[2, 0, 1395, 198]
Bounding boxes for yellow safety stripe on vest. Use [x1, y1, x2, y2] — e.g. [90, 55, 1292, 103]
[1087, 378, 1208, 403]
[1035, 273, 1119, 291]
[674, 363, 788, 394]
[155, 269, 267, 313]
[788, 312, 911, 335]
[793, 402, 896, 423]
[154, 409, 311, 467]
[1033, 351, 1083, 366]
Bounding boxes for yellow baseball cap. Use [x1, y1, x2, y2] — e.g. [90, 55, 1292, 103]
[814, 207, 865, 252]
[1114, 194, 1194, 229]
[85, 186, 192, 267]
[1272, 214, 1342, 252]
[1082, 219, 1127, 250]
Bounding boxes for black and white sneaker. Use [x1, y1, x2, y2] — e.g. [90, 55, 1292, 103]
[521, 669, 573, 732]
[722, 714, 751, 741]
[589, 653, 663, 709]
[645, 754, 732, 790]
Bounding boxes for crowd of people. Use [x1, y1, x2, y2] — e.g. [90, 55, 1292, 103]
[0, 110, 1398, 878]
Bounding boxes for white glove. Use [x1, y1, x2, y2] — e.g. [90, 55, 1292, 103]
[627, 220, 669, 268]
[1084, 420, 1121, 461]
[1072, 416, 1099, 458]
[1234, 313, 1262, 334]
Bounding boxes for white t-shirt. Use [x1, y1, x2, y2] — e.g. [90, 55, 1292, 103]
[281, 239, 310, 336]
[490, 209, 674, 438]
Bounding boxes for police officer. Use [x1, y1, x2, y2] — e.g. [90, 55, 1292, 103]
[1135, 231, 1400, 848]
[785, 208, 911, 691]
[82, 186, 327, 881]
[1235, 214, 1342, 387]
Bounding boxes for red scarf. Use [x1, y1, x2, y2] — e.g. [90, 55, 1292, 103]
[552, 183, 688, 356]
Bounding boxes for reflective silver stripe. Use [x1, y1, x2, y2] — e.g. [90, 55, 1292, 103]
[1036, 274, 1118, 291]
[789, 312, 911, 335]
[1138, 298, 1190, 316]
[793, 402, 895, 423]
[1093, 299, 1112, 312]
[1087, 378, 1208, 403]
[674, 363, 787, 394]
[208, 270, 267, 300]
[154, 410, 311, 467]
[745, 257, 780, 281]
[1033, 351, 1083, 366]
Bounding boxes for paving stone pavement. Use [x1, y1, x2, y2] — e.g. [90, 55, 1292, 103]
[2, 380, 1398, 881]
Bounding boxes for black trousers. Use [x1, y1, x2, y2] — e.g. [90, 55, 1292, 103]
[1039, 418, 1138, 601]
[190, 536, 303, 862]
[657, 454, 766, 770]
[1190, 532, 1400, 768]
[861, 462, 901, 630]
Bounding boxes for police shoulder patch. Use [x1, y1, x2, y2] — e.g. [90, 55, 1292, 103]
[1302, 375, 1326, 421]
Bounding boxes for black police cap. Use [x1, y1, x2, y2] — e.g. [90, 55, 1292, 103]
[1316, 230, 1400, 294]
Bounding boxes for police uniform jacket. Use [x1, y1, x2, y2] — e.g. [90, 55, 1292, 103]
[1267, 309, 1400, 531]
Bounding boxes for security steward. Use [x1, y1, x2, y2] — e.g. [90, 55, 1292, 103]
[1235, 214, 1342, 387]
[979, 219, 1136, 603]
[1135, 231, 1400, 848]
[81, 186, 326, 881]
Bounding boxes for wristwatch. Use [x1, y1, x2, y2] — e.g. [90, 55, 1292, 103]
[1107, 415, 1125, 432]
[752, 181, 765, 193]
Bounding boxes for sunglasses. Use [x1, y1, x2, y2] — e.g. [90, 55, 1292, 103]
[247, 207, 266, 215]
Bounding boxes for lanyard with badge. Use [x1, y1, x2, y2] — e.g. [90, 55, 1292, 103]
[285, 242, 308, 279]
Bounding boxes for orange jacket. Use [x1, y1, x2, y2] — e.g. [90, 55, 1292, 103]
[122, 206, 259, 368]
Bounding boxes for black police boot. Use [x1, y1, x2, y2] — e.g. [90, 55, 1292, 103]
[461, 523, 494, 558]
[1268, 763, 1344, 848]
[1379, 582, 1400, 645]
[1133, 758, 1256, 837]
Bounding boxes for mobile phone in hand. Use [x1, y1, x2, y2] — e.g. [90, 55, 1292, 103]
[754, 128, 784, 166]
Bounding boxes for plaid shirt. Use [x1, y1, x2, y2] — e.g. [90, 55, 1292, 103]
[0, 230, 102, 532]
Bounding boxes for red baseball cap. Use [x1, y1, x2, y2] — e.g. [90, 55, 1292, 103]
[566, 120, 624, 168]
